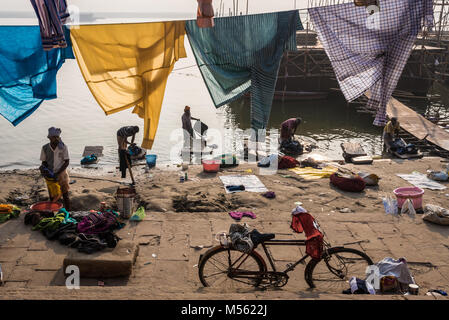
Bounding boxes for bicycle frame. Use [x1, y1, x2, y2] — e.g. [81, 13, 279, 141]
[260, 239, 309, 274]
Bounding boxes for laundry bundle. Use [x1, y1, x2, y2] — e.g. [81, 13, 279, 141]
[0, 204, 21, 224]
[309, 0, 433, 126]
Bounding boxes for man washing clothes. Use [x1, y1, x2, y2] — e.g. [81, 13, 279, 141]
[40, 127, 70, 210]
[182, 106, 199, 149]
[383, 117, 400, 152]
[117, 126, 139, 178]
[279, 118, 303, 155]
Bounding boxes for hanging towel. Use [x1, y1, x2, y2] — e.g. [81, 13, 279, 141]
[0, 26, 74, 126]
[197, 0, 215, 28]
[30, 0, 70, 50]
[186, 11, 302, 132]
[308, 0, 433, 126]
[70, 22, 186, 149]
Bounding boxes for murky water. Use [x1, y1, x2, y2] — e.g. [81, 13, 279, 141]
[0, 41, 448, 170]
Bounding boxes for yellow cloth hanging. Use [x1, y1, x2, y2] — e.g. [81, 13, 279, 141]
[289, 166, 339, 180]
[70, 22, 187, 149]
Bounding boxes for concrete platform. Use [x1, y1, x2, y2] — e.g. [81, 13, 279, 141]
[63, 241, 139, 278]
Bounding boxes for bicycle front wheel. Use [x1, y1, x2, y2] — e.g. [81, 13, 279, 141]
[198, 246, 266, 289]
[305, 247, 373, 293]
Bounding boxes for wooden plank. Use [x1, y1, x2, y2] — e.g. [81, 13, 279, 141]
[82, 146, 104, 157]
[341, 142, 367, 157]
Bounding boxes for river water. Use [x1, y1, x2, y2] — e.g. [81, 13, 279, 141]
[1, 16, 448, 170]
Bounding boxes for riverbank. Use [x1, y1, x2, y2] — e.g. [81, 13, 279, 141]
[1, 157, 449, 299]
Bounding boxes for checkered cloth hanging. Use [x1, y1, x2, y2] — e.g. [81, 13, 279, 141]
[309, 0, 433, 126]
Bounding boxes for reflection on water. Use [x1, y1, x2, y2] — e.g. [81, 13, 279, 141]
[225, 93, 384, 160]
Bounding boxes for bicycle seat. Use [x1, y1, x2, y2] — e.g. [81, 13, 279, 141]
[250, 229, 275, 246]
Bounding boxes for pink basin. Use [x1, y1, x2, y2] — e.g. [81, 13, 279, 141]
[393, 187, 425, 209]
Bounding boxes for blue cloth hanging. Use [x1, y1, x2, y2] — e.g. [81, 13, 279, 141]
[0, 26, 74, 126]
[186, 10, 302, 132]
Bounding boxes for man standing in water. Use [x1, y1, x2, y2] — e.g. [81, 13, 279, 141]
[117, 126, 139, 178]
[40, 127, 71, 210]
[181, 106, 199, 149]
[383, 117, 400, 152]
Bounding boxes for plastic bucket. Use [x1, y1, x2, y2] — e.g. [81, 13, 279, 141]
[30, 201, 63, 212]
[116, 187, 136, 219]
[393, 187, 425, 209]
[202, 160, 220, 173]
[146, 155, 157, 168]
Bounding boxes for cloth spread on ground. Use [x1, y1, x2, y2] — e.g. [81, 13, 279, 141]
[289, 166, 338, 180]
[343, 277, 376, 295]
[0, 26, 74, 126]
[0, 205, 20, 224]
[186, 11, 302, 132]
[397, 172, 447, 190]
[219, 175, 268, 193]
[308, 0, 433, 126]
[30, 0, 70, 50]
[375, 257, 415, 285]
[70, 21, 187, 149]
[229, 211, 257, 221]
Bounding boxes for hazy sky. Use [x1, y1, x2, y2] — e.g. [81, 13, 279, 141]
[3, 0, 309, 13]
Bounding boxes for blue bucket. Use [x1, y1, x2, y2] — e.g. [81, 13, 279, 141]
[146, 155, 157, 168]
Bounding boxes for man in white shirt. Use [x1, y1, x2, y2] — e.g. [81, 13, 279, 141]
[40, 127, 71, 210]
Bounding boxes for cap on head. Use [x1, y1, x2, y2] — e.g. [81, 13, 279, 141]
[184, 106, 190, 112]
[47, 127, 61, 138]
[391, 117, 398, 124]
[296, 117, 302, 124]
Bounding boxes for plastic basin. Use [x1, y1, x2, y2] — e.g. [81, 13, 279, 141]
[393, 187, 425, 209]
[202, 160, 220, 173]
[146, 154, 157, 168]
[30, 201, 63, 212]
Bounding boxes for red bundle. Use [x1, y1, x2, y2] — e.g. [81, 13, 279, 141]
[330, 173, 366, 192]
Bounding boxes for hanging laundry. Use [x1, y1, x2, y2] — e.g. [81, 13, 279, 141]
[70, 22, 186, 149]
[30, 0, 70, 50]
[308, 0, 433, 126]
[0, 26, 74, 126]
[186, 11, 302, 133]
[197, 0, 215, 28]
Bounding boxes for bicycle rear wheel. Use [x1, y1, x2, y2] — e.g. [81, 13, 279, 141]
[198, 246, 266, 289]
[305, 247, 373, 293]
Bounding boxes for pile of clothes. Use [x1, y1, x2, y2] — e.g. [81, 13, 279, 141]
[343, 257, 416, 295]
[390, 139, 418, 155]
[280, 140, 304, 156]
[0, 204, 21, 224]
[24, 208, 124, 254]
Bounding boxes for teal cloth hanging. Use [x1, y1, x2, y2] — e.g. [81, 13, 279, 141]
[0, 26, 74, 126]
[186, 10, 302, 132]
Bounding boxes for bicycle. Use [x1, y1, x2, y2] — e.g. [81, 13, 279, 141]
[198, 222, 374, 292]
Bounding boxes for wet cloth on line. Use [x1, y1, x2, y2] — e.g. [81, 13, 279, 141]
[0, 26, 74, 126]
[308, 0, 433, 126]
[219, 175, 268, 193]
[30, 0, 70, 50]
[70, 22, 187, 149]
[289, 166, 338, 180]
[186, 11, 302, 131]
[397, 172, 447, 190]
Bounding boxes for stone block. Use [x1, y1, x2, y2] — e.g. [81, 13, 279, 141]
[63, 241, 138, 278]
